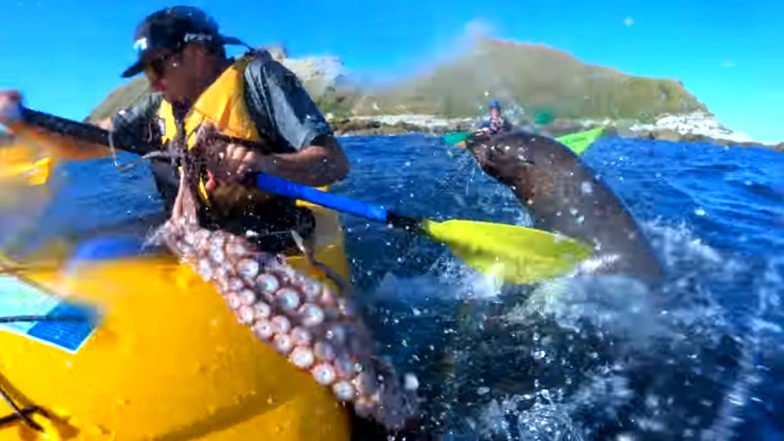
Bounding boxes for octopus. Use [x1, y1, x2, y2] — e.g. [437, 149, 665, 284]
[146, 127, 419, 431]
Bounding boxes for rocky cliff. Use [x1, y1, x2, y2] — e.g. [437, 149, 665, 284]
[86, 37, 760, 146]
[339, 37, 707, 120]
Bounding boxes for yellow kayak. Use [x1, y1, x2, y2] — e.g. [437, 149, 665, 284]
[0, 204, 352, 440]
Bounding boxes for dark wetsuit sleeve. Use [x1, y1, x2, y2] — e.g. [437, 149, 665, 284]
[109, 93, 164, 155]
[243, 53, 333, 152]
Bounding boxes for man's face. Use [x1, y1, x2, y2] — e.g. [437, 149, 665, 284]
[143, 45, 202, 105]
[490, 107, 500, 118]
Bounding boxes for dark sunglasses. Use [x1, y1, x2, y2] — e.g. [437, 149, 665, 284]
[144, 50, 183, 79]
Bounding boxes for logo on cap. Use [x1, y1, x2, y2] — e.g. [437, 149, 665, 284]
[133, 38, 148, 53]
[183, 32, 214, 43]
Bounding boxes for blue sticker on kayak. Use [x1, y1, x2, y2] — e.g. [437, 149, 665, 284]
[0, 275, 98, 353]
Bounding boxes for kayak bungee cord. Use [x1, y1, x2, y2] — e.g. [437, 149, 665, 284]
[0, 385, 44, 432]
[0, 315, 90, 324]
[0, 312, 95, 432]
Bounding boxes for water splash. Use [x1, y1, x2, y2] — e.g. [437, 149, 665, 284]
[419, 218, 774, 440]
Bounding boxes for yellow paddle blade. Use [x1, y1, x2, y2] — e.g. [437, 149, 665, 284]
[421, 219, 593, 284]
[0, 141, 56, 214]
[0, 156, 54, 186]
[0, 141, 56, 187]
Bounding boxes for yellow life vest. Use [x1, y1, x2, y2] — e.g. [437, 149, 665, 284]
[156, 56, 263, 206]
[155, 54, 327, 222]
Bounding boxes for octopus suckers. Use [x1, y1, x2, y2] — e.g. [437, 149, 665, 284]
[290, 346, 315, 368]
[312, 363, 337, 386]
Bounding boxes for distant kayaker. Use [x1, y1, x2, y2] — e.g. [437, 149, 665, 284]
[0, 6, 349, 254]
[474, 100, 513, 135]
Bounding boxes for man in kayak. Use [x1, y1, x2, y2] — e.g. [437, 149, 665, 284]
[474, 100, 513, 135]
[0, 6, 349, 253]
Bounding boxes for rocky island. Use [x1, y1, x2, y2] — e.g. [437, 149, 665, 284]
[87, 37, 778, 150]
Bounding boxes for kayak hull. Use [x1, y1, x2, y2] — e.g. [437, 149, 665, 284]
[0, 205, 352, 441]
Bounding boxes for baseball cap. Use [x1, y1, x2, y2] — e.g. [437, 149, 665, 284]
[121, 6, 245, 78]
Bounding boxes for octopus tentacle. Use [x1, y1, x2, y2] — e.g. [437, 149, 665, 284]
[290, 229, 350, 295]
[147, 132, 419, 430]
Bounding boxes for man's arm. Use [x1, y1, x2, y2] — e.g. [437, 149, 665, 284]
[253, 134, 349, 187]
[242, 54, 349, 187]
[106, 93, 164, 156]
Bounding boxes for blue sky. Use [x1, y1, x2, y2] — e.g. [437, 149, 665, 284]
[1, 0, 781, 143]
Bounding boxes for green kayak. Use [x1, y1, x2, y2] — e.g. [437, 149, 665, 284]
[442, 127, 605, 156]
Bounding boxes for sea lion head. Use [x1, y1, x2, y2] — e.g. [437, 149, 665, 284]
[464, 130, 572, 202]
[464, 130, 536, 186]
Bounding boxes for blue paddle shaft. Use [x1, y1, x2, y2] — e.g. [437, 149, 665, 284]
[255, 173, 389, 222]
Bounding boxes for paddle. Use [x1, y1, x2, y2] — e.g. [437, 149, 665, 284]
[0, 151, 53, 187]
[0, 107, 267, 185]
[7, 106, 594, 284]
[442, 127, 604, 155]
[0, 124, 55, 187]
[255, 173, 593, 284]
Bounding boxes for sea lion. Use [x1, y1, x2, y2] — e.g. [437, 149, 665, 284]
[464, 130, 664, 282]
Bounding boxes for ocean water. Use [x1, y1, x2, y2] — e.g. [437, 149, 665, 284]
[2, 134, 783, 440]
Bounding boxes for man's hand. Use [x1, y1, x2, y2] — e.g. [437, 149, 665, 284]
[194, 123, 270, 191]
[194, 122, 349, 193]
[0, 90, 23, 124]
[205, 140, 262, 189]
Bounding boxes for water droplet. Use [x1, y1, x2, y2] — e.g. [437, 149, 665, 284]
[404, 373, 419, 391]
[727, 394, 744, 406]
